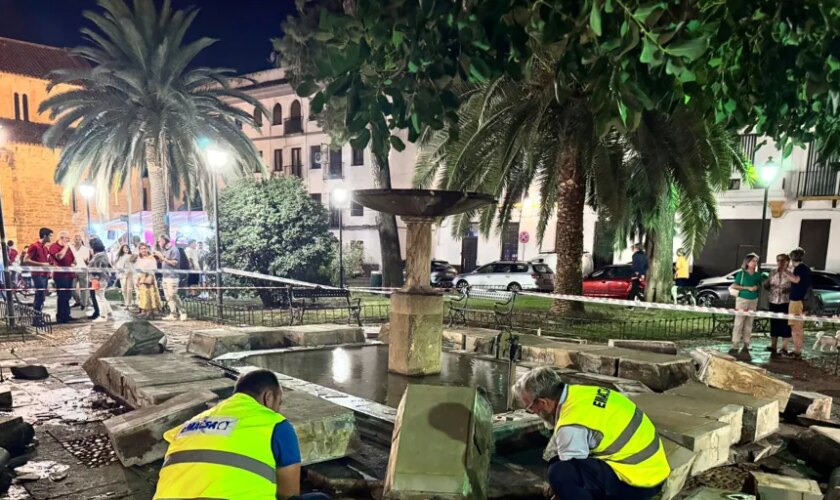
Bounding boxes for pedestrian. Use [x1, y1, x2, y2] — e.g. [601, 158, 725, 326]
[513, 367, 670, 500]
[784, 247, 812, 359]
[7, 241, 17, 286]
[23, 229, 52, 325]
[132, 243, 161, 319]
[672, 248, 691, 303]
[115, 244, 134, 308]
[729, 253, 766, 356]
[153, 369, 332, 500]
[69, 233, 92, 311]
[197, 241, 209, 299]
[184, 240, 200, 296]
[48, 231, 76, 324]
[154, 235, 185, 321]
[88, 238, 114, 323]
[630, 243, 648, 300]
[764, 253, 792, 358]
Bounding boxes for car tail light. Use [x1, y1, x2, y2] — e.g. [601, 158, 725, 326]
[532, 273, 539, 279]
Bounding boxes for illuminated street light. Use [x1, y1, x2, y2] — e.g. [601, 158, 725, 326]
[758, 156, 781, 264]
[331, 187, 351, 288]
[79, 183, 95, 235]
[202, 145, 230, 311]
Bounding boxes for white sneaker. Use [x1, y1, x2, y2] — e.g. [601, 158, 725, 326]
[179, 313, 188, 321]
[92, 316, 107, 323]
[163, 314, 178, 321]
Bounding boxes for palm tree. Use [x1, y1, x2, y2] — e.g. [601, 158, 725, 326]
[40, 0, 264, 240]
[416, 76, 747, 309]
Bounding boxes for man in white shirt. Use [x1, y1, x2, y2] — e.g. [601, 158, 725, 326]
[70, 233, 92, 310]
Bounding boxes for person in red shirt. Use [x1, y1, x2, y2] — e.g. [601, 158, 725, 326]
[23, 228, 53, 324]
[7, 241, 17, 264]
[49, 231, 76, 323]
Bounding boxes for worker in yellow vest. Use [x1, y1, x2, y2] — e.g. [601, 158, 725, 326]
[153, 369, 331, 500]
[513, 367, 670, 500]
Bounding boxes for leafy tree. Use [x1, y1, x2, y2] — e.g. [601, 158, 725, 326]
[214, 177, 335, 307]
[40, 0, 264, 240]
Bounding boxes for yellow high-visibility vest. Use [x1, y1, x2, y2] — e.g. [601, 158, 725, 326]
[555, 385, 670, 488]
[153, 392, 286, 500]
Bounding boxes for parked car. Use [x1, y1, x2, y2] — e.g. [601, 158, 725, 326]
[401, 259, 458, 287]
[454, 261, 555, 292]
[582, 264, 645, 299]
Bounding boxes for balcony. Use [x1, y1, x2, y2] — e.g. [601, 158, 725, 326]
[288, 162, 303, 179]
[284, 116, 303, 135]
[794, 169, 840, 199]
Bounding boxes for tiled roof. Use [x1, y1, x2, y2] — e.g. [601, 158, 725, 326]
[0, 37, 88, 80]
[0, 118, 52, 146]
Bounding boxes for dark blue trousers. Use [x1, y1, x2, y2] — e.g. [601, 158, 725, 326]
[290, 494, 331, 500]
[547, 458, 662, 500]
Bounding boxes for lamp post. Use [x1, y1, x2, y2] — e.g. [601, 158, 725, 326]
[79, 183, 95, 236]
[758, 157, 781, 264]
[204, 146, 229, 312]
[332, 187, 350, 288]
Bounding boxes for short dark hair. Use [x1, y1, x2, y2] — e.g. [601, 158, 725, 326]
[234, 370, 280, 397]
[89, 237, 106, 253]
[159, 234, 171, 243]
[6, 240, 12, 247]
[790, 247, 805, 262]
[39, 228, 52, 240]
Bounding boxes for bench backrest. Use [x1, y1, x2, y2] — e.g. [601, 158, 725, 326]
[291, 287, 351, 300]
[467, 287, 515, 304]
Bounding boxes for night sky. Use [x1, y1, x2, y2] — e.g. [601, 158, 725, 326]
[0, 0, 296, 73]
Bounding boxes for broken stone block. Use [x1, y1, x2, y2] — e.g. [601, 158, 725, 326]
[388, 292, 444, 376]
[661, 438, 696, 500]
[557, 372, 653, 394]
[607, 339, 678, 355]
[232, 326, 288, 350]
[0, 387, 11, 410]
[104, 389, 219, 466]
[685, 488, 755, 499]
[278, 324, 365, 347]
[827, 467, 840, 500]
[82, 320, 165, 379]
[282, 391, 359, 465]
[749, 471, 822, 500]
[783, 391, 832, 421]
[384, 385, 493, 499]
[630, 393, 743, 446]
[186, 329, 250, 359]
[577, 349, 620, 376]
[617, 353, 694, 392]
[789, 426, 840, 476]
[10, 365, 48, 380]
[729, 436, 783, 463]
[667, 382, 779, 443]
[696, 352, 792, 411]
[0, 416, 34, 457]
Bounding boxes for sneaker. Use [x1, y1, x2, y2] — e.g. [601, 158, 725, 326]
[727, 348, 739, 356]
[764, 346, 776, 352]
[769, 351, 781, 358]
[779, 349, 790, 357]
[92, 316, 107, 323]
[741, 345, 752, 352]
[179, 313, 188, 321]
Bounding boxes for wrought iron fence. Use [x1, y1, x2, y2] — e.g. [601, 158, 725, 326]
[182, 298, 390, 327]
[0, 299, 51, 337]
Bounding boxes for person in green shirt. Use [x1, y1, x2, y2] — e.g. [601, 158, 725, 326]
[729, 253, 768, 355]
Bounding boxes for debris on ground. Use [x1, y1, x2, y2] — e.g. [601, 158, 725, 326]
[10, 365, 49, 381]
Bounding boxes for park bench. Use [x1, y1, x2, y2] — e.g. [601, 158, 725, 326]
[289, 287, 362, 326]
[447, 287, 517, 331]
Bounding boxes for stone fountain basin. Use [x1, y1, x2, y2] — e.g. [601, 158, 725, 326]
[352, 189, 495, 217]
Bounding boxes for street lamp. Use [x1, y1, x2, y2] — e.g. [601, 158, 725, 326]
[204, 146, 229, 311]
[332, 187, 350, 288]
[758, 157, 781, 264]
[79, 183, 95, 236]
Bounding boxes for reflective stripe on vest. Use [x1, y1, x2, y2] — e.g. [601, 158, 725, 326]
[555, 385, 671, 488]
[162, 449, 276, 483]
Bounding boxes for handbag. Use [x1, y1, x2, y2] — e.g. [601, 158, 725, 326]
[728, 271, 741, 299]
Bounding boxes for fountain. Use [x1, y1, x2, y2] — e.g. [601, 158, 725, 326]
[352, 189, 496, 376]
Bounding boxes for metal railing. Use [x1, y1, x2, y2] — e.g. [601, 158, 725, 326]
[182, 297, 390, 327]
[284, 116, 303, 134]
[796, 169, 839, 198]
[0, 299, 52, 336]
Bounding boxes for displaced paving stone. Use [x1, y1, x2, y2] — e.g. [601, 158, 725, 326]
[789, 426, 840, 476]
[749, 471, 822, 500]
[443, 327, 499, 353]
[557, 371, 653, 394]
[384, 385, 493, 500]
[10, 365, 48, 380]
[81, 320, 165, 379]
[783, 391, 832, 421]
[695, 351, 792, 412]
[232, 326, 288, 350]
[186, 329, 250, 359]
[667, 382, 779, 443]
[616, 352, 694, 392]
[661, 438, 696, 500]
[282, 391, 359, 465]
[607, 339, 678, 355]
[0, 416, 34, 457]
[104, 389, 218, 466]
[729, 436, 784, 463]
[0, 387, 11, 410]
[631, 393, 743, 446]
[277, 324, 365, 347]
[577, 349, 621, 376]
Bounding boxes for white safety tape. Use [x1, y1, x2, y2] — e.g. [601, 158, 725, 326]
[519, 290, 840, 324]
[5, 265, 217, 275]
[222, 268, 395, 296]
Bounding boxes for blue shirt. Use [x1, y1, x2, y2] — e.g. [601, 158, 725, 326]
[790, 263, 812, 301]
[631, 251, 649, 276]
[271, 420, 301, 467]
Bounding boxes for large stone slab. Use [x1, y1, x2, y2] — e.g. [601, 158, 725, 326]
[783, 391, 832, 421]
[519, 342, 612, 369]
[186, 329, 250, 359]
[662, 438, 696, 500]
[696, 353, 792, 412]
[82, 320, 165, 378]
[231, 326, 287, 350]
[790, 426, 840, 476]
[442, 327, 499, 353]
[557, 371, 654, 394]
[749, 471, 822, 500]
[277, 324, 365, 347]
[608, 339, 678, 355]
[104, 389, 219, 466]
[667, 382, 779, 443]
[384, 385, 493, 499]
[616, 352, 694, 392]
[630, 393, 744, 446]
[0, 387, 11, 410]
[282, 391, 359, 465]
[388, 292, 444, 376]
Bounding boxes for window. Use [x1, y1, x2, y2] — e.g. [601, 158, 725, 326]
[142, 187, 149, 210]
[350, 201, 363, 216]
[613, 266, 634, 279]
[272, 104, 282, 125]
[71, 189, 77, 212]
[285, 100, 303, 134]
[22, 95, 29, 121]
[511, 263, 529, 273]
[273, 149, 283, 172]
[728, 179, 741, 190]
[351, 147, 364, 166]
[328, 149, 343, 179]
[253, 106, 262, 127]
[310, 146, 321, 169]
[13, 93, 20, 120]
[329, 205, 341, 228]
[492, 263, 512, 273]
[475, 264, 494, 274]
[290, 148, 302, 178]
[310, 193, 322, 203]
[739, 134, 758, 164]
[532, 264, 552, 274]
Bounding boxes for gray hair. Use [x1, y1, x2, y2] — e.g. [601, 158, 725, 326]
[513, 366, 565, 403]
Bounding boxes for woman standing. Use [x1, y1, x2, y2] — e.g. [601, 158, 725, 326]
[729, 253, 767, 356]
[764, 253, 792, 357]
[132, 243, 161, 319]
[115, 244, 134, 308]
[88, 238, 114, 322]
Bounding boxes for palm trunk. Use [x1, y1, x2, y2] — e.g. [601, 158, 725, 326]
[551, 151, 585, 314]
[372, 149, 404, 288]
[145, 142, 169, 242]
[645, 195, 676, 303]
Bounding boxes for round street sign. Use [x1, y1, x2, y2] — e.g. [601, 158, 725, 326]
[519, 231, 530, 244]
